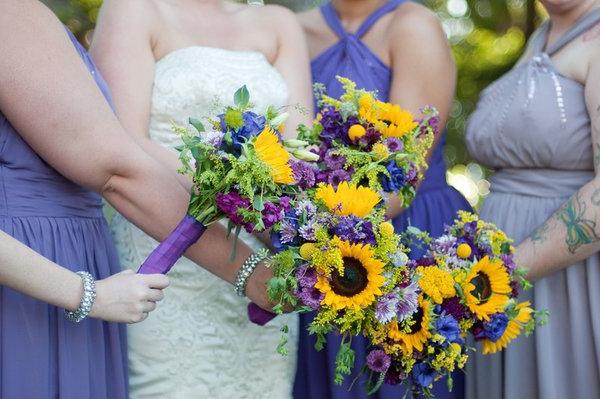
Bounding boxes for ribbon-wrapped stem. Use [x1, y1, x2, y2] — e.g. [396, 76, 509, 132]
[137, 214, 206, 275]
[247, 302, 277, 326]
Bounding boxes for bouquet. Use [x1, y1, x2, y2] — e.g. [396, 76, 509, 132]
[137, 86, 302, 274]
[297, 76, 437, 204]
[359, 211, 547, 396]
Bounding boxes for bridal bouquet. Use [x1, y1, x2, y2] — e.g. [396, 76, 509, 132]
[137, 86, 301, 274]
[360, 211, 547, 397]
[297, 77, 437, 205]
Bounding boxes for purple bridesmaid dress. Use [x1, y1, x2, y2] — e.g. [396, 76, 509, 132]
[293, 1, 471, 398]
[0, 30, 127, 398]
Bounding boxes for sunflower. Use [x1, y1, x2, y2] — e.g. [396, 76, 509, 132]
[254, 127, 294, 184]
[374, 103, 418, 138]
[482, 302, 534, 354]
[388, 296, 432, 353]
[315, 240, 385, 310]
[315, 182, 381, 218]
[461, 257, 511, 321]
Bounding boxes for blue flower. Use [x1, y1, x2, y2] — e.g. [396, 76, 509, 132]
[483, 313, 509, 342]
[435, 315, 461, 344]
[380, 160, 406, 193]
[331, 216, 376, 245]
[219, 111, 266, 156]
[412, 362, 437, 388]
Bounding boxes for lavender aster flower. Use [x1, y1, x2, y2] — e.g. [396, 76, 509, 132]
[366, 350, 391, 373]
[385, 137, 403, 153]
[332, 216, 376, 245]
[280, 219, 298, 244]
[396, 281, 420, 322]
[501, 254, 517, 273]
[375, 292, 400, 323]
[291, 160, 316, 190]
[328, 169, 351, 188]
[296, 199, 317, 218]
[323, 149, 346, 170]
[298, 220, 317, 241]
[295, 264, 318, 288]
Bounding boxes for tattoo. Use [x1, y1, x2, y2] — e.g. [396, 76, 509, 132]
[592, 187, 600, 206]
[556, 194, 600, 253]
[530, 221, 549, 243]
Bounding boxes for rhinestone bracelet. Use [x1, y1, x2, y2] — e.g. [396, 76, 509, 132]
[234, 250, 269, 297]
[64, 271, 97, 323]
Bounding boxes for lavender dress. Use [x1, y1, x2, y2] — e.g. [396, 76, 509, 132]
[0, 30, 127, 398]
[465, 9, 600, 399]
[293, 1, 471, 398]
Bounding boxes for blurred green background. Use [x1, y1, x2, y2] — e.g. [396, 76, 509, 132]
[42, 0, 547, 207]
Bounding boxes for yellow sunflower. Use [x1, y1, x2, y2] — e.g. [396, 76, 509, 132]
[374, 103, 418, 138]
[482, 302, 534, 354]
[254, 127, 294, 184]
[315, 240, 385, 310]
[388, 296, 432, 353]
[461, 257, 511, 321]
[315, 182, 381, 218]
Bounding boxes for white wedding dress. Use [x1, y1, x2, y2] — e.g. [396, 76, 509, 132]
[110, 46, 299, 399]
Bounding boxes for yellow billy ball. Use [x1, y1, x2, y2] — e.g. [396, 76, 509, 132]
[379, 222, 395, 236]
[348, 124, 367, 141]
[456, 243, 472, 259]
[299, 243, 317, 261]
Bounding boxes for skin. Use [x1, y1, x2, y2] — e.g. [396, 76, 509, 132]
[298, 0, 457, 217]
[90, 0, 314, 192]
[512, 0, 600, 280]
[0, 0, 275, 315]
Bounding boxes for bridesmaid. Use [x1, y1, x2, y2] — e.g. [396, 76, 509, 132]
[0, 1, 276, 397]
[294, 0, 471, 397]
[466, 1, 600, 398]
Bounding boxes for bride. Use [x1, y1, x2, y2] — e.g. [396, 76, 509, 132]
[90, 0, 313, 397]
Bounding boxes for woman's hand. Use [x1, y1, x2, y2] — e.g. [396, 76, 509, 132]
[91, 270, 170, 323]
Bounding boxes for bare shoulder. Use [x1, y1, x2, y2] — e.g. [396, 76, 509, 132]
[97, 0, 160, 28]
[297, 7, 323, 33]
[389, 2, 445, 40]
[252, 4, 302, 28]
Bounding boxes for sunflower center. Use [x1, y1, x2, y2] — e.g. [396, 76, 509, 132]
[471, 272, 492, 303]
[407, 308, 424, 335]
[330, 257, 369, 297]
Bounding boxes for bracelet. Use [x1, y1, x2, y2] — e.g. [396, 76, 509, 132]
[234, 250, 269, 297]
[64, 271, 97, 323]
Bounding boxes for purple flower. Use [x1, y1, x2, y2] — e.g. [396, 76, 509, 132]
[397, 281, 420, 322]
[380, 160, 406, 193]
[328, 169, 352, 188]
[483, 313, 509, 342]
[316, 171, 329, 184]
[376, 292, 400, 323]
[431, 235, 458, 255]
[385, 137, 404, 153]
[262, 202, 283, 229]
[501, 254, 517, 273]
[412, 362, 437, 388]
[435, 315, 461, 344]
[279, 219, 298, 244]
[296, 199, 317, 218]
[323, 149, 346, 170]
[318, 107, 358, 145]
[366, 350, 391, 373]
[298, 220, 317, 241]
[406, 164, 418, 186]
[295, 264, 318, 288]
[297, 286, 324, 310]
[384, 365, 403, 385]
[215, 192, 253, 231]
[441, 297, 468, 321]
[463, 221, 478, 236]
[279, 196, 291, 211]
[358, 127, 381, 149]
[331, 216, 376, 245]
[291, 160, 316, 190]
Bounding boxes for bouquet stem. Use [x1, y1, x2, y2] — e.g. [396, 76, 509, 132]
[137, 214, 206, 275]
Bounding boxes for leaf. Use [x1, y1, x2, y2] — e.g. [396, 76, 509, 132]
[367, 371, 386, 395]
[314, 332, 326, 352]
[253, 195, 265, 212]
[229, 225, 242, 262]
[189, 117, 205, 133]
[234, 85, 250, 108]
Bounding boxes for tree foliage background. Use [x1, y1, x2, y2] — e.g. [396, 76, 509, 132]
[43, 0, 547, 205]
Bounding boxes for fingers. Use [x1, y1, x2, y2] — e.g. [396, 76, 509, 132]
[141, 301, 157, 313]
[141, 273, 170, 289]
[145, 288, 165, 302]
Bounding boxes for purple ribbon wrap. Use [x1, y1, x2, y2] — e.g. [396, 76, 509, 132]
[137, 214, 206, 275]
[247, 302, 277, 326]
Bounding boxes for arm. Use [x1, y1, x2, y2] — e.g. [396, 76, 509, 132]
[268, 5, 315, 136]
[0, 230, 168, 323]
[90, 0, 192, 192]
[514, 53, 600, 280]
[385, 4, 456, 218]
[0, 0, 270, 308]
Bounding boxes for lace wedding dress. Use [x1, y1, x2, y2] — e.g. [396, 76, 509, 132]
[110, 46, 299, 399]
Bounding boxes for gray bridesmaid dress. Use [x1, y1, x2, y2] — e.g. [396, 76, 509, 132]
[465, 9, 600, 399]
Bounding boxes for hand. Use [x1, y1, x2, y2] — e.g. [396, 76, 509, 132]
[90, 269, 170, 323]
[245, 262, 276, 312]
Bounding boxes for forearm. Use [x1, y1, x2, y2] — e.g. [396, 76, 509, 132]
[516, 179, 600, 280]
[0, 231, 82, 310]
[136, 137, 193, 192]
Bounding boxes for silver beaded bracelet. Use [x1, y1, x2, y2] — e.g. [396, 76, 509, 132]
[234, 250, 269, 297]
[64, 271, 97, 323]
